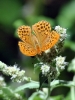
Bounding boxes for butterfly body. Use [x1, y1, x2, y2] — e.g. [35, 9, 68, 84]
[17, 21, 60, 56]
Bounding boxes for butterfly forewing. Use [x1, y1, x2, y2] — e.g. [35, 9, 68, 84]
[17, 25, 34, 45]
[32, 21, 51, 46]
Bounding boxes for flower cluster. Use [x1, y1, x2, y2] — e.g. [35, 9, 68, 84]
[40, 64, 50, 76]
[40, 56, 68, 78]
[0, 61, 7, 70]
[0, 61, 26, 83]
[55, 25, 66, 34]
[55, 25, 68, 41]
[39, 26, 68, 78]
[37, 25, 68, 64]
[55, 56, 68, 70]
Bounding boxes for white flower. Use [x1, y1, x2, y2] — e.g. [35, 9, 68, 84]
[55, 26, 68, 41]
[0, 76, 4, 81]
[4, 65, 20, 75]
[0, 61, 7, 70]
[15, 93, 22, 99]
[41, 64, 50, 75]
[56, 56, 65, 65]
[11, 74, 17, 79]
[43, 88, 48, 94]
[60, 33, 68, 41]
[0, 61, 26, 83]
[55, 26, 66, 34]
[44, 49, 50, 54]
[55, 56, 68, 70]
[9, 65, 25, 83]
[0, 76, 6, 87]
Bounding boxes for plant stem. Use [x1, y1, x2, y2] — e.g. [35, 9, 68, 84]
[71, 74, 75, 100]
[47, 77, 51, 99]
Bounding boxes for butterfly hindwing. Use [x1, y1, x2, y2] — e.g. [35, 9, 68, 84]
[41, 31, 60, 51]
[18, 41, 37, 56]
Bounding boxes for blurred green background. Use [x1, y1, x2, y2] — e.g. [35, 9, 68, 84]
[0, 0, 75, 97]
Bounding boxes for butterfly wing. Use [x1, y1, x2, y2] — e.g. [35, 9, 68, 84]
[17, 25, 37, 56]
[17, 25, 34, 45]
[32, 20, 51, 46]
[32, 21, 60, 51]
[41, 31, 60, 51]
[18, 42, 37, 56]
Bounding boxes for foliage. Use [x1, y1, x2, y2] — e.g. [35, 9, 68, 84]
[0, 0, 75, 100]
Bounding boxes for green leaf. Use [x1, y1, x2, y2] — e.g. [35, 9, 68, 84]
[64, 92, 71, 100]
[1, 87, 14, 97]
[28, 91, 47, 100]
[64, 40, 75, 51]
[34, 63, 42, 73]
[57, 0, 75, 28]
[50, 95, 64, 100]
[14, 81, 39, 92]
[68, 58, 75, 73]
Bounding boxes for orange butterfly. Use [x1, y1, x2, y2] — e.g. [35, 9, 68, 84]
[17, 21, 60, 56]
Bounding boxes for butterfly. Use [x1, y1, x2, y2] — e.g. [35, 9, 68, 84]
[17, 20, 60, 56]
